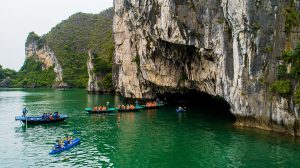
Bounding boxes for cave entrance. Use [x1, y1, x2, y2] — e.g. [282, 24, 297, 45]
[159, 90, 236, 122]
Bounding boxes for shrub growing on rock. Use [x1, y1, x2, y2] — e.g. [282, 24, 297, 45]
[270, 80, 292, 96]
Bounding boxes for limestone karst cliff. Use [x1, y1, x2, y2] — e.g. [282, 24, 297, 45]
[19, 8, 114, 90]
[113, 0, 300, 135]
[25, 32, 67, 88]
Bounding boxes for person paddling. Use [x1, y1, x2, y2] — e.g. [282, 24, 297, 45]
[135, 100, 139, 107]
[54, 140, 62, 150]
[22, 107, 28, 117]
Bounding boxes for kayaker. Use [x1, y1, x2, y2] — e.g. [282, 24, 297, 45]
[46, 113, 49, 119]
[64, 139, 69, 146]
[135, 100, 139, 107]
[156, 98, 160, 104]
[177, 106, 186, 112]
[153, 101, 157, 107]
[22, 107, 28, 116]
[67, 136, 73, 143]
[54, 112, 60, 119]
[54, 140, 62, 149]
[66, 135, 71, 141]
[49, 113, 53, 120]
[106, 102, 110, 108]
[42, 113, 46, 119]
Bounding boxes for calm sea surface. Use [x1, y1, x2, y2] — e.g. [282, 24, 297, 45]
[0, 89, 300, 168]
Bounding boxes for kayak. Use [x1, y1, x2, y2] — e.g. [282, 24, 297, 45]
[49, 138, 80, 155]
[176, 109, 186, 113]
[15, 114, 69, 124]
[116, 106, 143, 112]
[140, 103, 164, 109]
[85, 108, 116, 114]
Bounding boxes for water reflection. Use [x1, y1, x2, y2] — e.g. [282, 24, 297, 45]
[146, 109, 157, 121]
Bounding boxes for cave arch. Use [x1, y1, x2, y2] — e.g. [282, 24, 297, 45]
[158, 90, 236, 122]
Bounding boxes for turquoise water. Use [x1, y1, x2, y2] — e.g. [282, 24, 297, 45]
[0, 89, 300, 168]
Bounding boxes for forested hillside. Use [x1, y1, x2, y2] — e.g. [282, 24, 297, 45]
[17, 7, 114, 88]
[0, 65, 17, 87]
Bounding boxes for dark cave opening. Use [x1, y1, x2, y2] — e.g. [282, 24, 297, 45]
[158, 90, 236, 121]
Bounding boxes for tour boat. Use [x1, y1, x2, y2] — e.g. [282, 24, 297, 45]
[15, 114, 69, 124]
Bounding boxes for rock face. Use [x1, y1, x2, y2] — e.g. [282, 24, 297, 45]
[26, 40, 67, 88]
[87, 50, 112, 93]
[113, 0, 300, 135]
[87, 50, 114, 93]
[87, 50, 100, 92]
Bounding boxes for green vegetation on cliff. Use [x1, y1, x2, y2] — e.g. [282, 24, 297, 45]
[0, 60, 55, 88]
[43, 8, 114, 88]
[26, 32, 45, 49]
[0, 65, 17, 87]
[0, 65, 17, 80]
[270, 80, 291, 97]
[14, 57, 56, 88]
[284, 6, 299, 34]
[271, 40, 300, 104]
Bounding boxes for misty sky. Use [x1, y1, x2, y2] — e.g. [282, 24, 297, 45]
[0, 0, 113, 70]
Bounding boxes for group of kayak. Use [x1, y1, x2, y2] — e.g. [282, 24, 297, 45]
[15, 98, 186, 155]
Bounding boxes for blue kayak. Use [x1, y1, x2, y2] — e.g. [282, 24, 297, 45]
[49, 138, 80, 155]
[176, 109, 186, 113]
